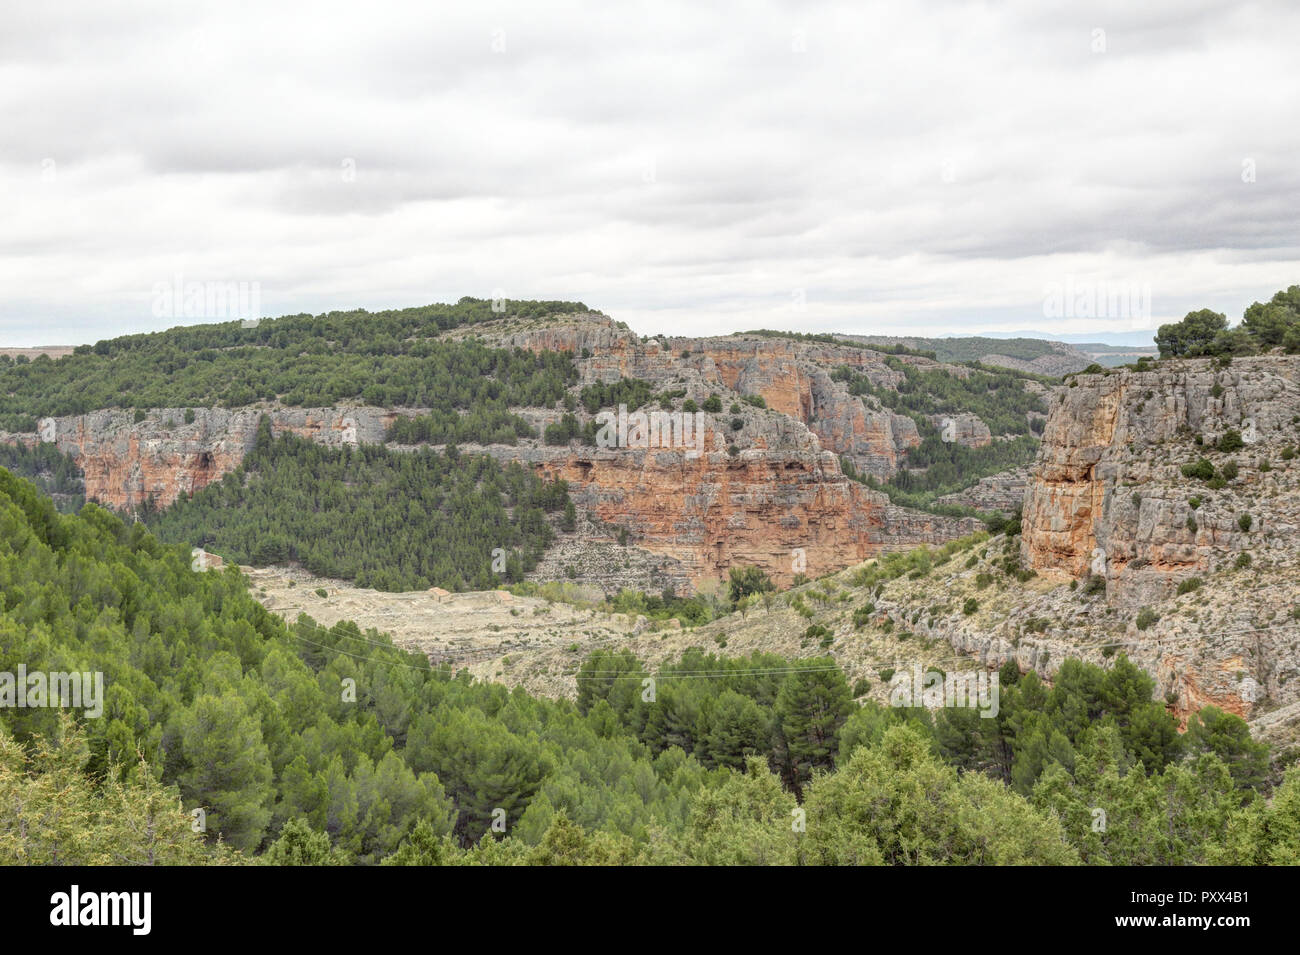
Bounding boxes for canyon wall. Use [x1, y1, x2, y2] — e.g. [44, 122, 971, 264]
[5, 406, 395, 511]
[1016, 355, 1300, 718]
[1021, 356, 1300, 603]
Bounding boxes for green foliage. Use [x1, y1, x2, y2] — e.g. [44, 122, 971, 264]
[1155, 308, 1231, 358]
[1136, 608, 1160, 631]
[832, 360, 1045, 437]
[148, 422, 568, 591]
[579, 378, 655, 414]
[0, 299, 587, 431]
[727, 565, 774, 606]
[0, 443, 85, 511]
[1218, 429, 1245, 453]
[1181, 458, 1215, 481]
[1155, 286, 1300, 358]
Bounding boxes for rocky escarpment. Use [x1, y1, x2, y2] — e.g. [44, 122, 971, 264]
[1021, 356, 1300, 604]
[4, 396, 980, 595]
[1012, 355, 1300, 720]
[3, 406, 395, 511]
[467, 315, 992, 479]
[467, 418, 980, 592]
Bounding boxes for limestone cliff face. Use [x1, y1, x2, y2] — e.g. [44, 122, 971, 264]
[9, 406, 394, 511]
[1021, 356, 1300, 601]
[1015, 355, 1300, 719]
[470, 420, 980, 593]
[481, 315, 930, 479]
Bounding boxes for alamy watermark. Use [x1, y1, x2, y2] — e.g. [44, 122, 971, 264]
[889, 665, 999, 718]
[0, 666, 104, 718]
[594, 404, 709, 459]
[1043, 277, 1151, 329]
[152, 274, 261, 322]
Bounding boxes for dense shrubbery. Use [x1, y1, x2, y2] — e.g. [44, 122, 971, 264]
[843, 430, 1038, 510]
[385, 408, 536, 446]
[0, 299, 584, 432]
[2, 470, 1297, 865]
[1155, 286, 1300, 358]
[0, 443, 84, 511]
[147, 419, 569, 591]
[832, 358, 1046, 437]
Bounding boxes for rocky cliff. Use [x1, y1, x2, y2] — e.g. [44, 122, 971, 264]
[1021, 356, 1300, 602]
[4, 406, 395, 511]
[1013, 355, 1300, 719]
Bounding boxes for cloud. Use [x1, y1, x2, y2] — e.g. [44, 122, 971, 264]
[1, 0, 1298, 344]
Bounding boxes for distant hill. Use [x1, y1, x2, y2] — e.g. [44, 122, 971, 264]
[831, 334, 1093, 376]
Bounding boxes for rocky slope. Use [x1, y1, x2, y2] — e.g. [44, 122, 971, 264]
[0, 312, 1039, 595]
[1022, 356, 1300, 604]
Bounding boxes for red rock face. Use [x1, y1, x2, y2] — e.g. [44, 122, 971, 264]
[0, 324, 988, 593]
[535, 446, 881, 588]
[16, 407, 395, 511]
[492, 317, 924, 479]
[533, 443, 978, 590]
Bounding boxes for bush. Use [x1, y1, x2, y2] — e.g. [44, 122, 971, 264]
[1221, 460, 1239, 481]
[1186, 515, 1198, 534]
[1235, 553, 1252, 570]
[1136, 608, 1160, 631]
[702, 394, 723, 413]
[962, 597, 979, 616]
[1217, 430, 1245, 453]
[315, 588, 328, 598]
[1238, 513, 1253, 532]
[1082, 575, 1107, 596]
[1177, 577, 1203, 596]
[879, 667, 896, 683]
[1181, 458, 1215, 481]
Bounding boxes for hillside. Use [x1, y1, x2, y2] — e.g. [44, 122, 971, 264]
[2, 466, 1298, 865]
[0, 301, 1055, 596]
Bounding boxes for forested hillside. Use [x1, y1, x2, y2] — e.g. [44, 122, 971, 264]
[0, 298, 585, 432]
[147, 419, 571, 591]
[2, 468, 1298, 865]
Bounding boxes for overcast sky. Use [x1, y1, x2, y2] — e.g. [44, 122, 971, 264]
[1, 0, 1297, 346]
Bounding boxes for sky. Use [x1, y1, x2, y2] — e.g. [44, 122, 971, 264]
[1, 0, 1297, 346]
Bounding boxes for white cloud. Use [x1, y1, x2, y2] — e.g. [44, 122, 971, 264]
[1, 0, 1297, 344]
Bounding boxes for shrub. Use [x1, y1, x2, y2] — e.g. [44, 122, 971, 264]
[1082, 575, 1107, 596]
[702, 394, 723, 413]
[1220, 460, 1239, 481]
[1181, 458, 1215, 481]
[1217, 430, 1245, 453]
[315, 588, 328, 598]
[1235, 553, 1252, 570]
[1238, 513, 1253, 532]
[962, 597, 979, 616]
[1186, 515, 1198, 534]
[1136, 608, 1160, 631]
[1176, 577, 1203, 596]
[879, 667, 896, 683]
